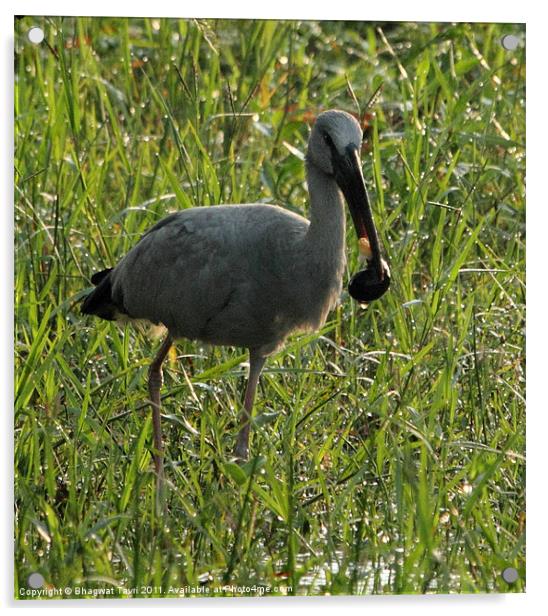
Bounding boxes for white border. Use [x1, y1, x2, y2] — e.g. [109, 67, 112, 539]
[2, 0, 532, 21]
[3, 1, 545, 614]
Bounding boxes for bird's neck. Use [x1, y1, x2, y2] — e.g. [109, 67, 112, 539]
[304, 161, 346, 260]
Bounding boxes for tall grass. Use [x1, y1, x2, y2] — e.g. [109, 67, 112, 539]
[14, 17, 525, 597]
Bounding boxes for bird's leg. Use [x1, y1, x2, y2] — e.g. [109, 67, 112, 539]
[148, 334, 173, 485]
[234, 351, 266, 461]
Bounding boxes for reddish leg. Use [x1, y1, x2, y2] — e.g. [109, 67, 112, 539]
[148, 334, 173, 485]
[234, 351, 266, 461]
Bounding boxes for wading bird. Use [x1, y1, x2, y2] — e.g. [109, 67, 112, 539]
[81, 109, 390, 482]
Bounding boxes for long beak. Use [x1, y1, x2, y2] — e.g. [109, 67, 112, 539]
[333, 144, 384, 280]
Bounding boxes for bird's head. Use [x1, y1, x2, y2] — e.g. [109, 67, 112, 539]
[307, 109, 389, 293]
[307, 109, 363, 175]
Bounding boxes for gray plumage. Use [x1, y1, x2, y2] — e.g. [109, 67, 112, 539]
[111, 197, 344, 353]
[82, 109, 388, 480]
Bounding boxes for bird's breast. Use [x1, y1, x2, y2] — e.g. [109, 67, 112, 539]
[279, 253, 345, 334]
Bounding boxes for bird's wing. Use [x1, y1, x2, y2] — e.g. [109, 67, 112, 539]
[110, 205, 308, 344]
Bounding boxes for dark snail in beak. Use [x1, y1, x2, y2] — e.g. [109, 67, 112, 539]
[348, 258, 391, 303]
[348, 237, 391, 303]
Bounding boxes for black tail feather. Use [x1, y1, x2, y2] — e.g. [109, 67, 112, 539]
[91, 267, 113, 285]
[81, 268, 118, 321]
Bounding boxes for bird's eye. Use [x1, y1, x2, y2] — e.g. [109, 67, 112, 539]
[322, 131, 334, 148]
